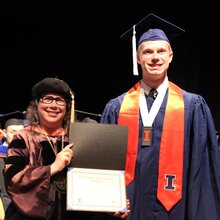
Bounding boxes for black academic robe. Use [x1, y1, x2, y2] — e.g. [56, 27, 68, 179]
[100, 88, 220, 220]
[3, 127, 111, 220]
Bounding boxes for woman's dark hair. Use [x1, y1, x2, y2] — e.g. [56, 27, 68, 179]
[25, 98, 72, 131]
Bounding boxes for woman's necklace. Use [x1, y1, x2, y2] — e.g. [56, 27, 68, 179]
[44, 133, 64, 155]
[38, 127, 65, 155]
[41, 128, 67, 193]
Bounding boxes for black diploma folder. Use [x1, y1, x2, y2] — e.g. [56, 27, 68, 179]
[69, 122, 128, 170]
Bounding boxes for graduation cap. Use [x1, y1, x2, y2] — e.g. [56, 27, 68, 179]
[120, 13, 185, 75]
[0, 110, 26, 129]
[75, 109, 101, 123]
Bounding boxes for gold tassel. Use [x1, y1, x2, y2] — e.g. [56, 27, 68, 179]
[70, 91, 75, 123]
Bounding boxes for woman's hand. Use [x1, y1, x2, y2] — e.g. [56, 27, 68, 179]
[50, 143, 74, 175]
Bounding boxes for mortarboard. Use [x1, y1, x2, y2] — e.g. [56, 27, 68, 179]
[75, 109, 101, 123]
[120, 13, 185, 75]
[0, 110, 26, 129]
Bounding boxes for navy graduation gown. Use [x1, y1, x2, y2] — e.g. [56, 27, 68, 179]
[100, 89, 220, 220]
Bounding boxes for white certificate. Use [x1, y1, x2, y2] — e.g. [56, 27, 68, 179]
[67, 167, 127, 212]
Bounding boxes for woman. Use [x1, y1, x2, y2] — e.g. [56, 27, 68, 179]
[3, 77, 74, 219]
[3, 77, 130, 220]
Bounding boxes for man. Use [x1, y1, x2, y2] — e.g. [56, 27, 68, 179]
[0, 111, 25, 219]
[100, 13, 220, 219]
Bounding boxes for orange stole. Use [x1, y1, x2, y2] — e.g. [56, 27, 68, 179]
[157, 82, 184, 211]
[118, 81, 184, 211]
[118, 81, 140, 186]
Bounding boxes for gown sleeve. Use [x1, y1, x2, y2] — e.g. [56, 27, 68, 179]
[185, 93, 220, 220]
[3, 129, 53, 219]
[100, 94, 125, 124]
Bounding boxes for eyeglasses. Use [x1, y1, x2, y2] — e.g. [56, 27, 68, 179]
[40, 96, 66, 106]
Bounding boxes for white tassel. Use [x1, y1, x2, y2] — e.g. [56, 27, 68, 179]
[132, 25, 139, 76]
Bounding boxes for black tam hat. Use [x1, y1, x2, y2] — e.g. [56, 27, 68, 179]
[32, 77, 73, 101]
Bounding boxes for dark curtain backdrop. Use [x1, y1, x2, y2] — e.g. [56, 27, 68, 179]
[0, 1, 219, 130]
